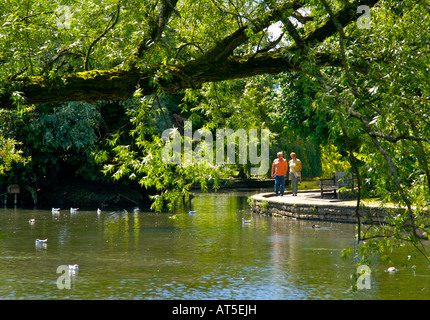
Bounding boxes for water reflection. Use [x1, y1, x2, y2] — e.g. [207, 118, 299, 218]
[0, 190, 429, 299]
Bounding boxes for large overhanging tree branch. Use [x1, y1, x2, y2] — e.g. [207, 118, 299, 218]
[0, 0, 379, 109]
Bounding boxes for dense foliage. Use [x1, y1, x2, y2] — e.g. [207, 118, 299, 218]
[0, 0, 429, 264]
[0, 134, 29, 176]
[311, 0, 430, 264]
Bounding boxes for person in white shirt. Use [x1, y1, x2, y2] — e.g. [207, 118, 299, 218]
[289, 152, 302, 196]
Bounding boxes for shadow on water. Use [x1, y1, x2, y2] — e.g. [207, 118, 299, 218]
[0, 189, 429, 299]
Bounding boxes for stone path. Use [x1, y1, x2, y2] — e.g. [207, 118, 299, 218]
[251, 190, 379, 208]
[249, 190, 403, 224]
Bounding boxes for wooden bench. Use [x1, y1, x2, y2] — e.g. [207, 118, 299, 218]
[319, 172, 355, 199]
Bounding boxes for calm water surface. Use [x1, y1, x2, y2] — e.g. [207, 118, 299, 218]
[0, 189, 429, 300]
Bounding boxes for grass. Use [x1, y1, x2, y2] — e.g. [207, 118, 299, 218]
[298, 180, 320, 190]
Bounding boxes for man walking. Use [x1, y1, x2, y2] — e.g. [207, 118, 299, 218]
[271, 152, 288, 196]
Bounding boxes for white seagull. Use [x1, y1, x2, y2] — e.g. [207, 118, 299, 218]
[242, 218, 252, 224]
[70, 207, 79, 213]
[385, 267, 399, 273]
[68, 264, 79, 271]
[35, 238, 48, 245]
[52, 208, 60, 214]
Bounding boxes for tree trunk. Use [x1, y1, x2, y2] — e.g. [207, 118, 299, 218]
[1, 52, 308, 107]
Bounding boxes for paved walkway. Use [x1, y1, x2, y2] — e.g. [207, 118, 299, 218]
[249, 190, 401, 223]
[251, 190, 383, 208]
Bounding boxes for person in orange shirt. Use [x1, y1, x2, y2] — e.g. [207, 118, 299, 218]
[271, 152, 288, 196]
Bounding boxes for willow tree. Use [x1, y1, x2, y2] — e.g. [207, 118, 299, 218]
[0, 0, 377, 207]
[1, 0, 430, 262]
[313, 0, 430, 265]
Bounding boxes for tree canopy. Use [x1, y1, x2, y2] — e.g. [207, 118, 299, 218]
[0, 0, 379, 107]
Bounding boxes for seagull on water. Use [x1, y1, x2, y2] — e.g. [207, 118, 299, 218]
[312, 224, 321, 229]
[242, 218, 252, 224]
[70, 207, 79, 213]
[68, 264, 79, 271]
[385, 266, 399, 273]
[52, 208, 60, 214]
[188, 210, 197, 215]
[97, 208, 102, 215]
[35, 238, 48, 245]
[29, 218, 36, 224]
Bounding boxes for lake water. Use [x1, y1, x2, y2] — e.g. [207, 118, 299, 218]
[0, 189, 429, 300]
